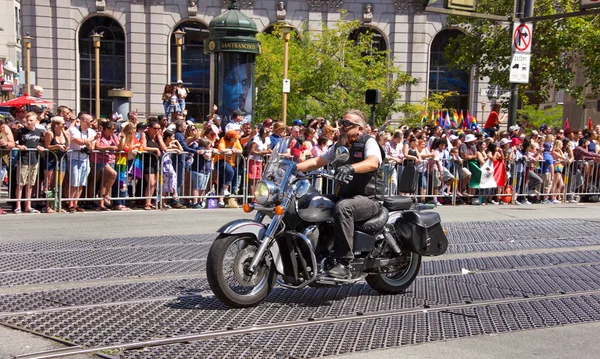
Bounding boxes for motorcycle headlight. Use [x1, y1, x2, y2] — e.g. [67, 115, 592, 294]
[254, 181, 279, 205]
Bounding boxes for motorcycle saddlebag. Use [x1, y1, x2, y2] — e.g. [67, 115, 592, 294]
[393, 210, 448, 256]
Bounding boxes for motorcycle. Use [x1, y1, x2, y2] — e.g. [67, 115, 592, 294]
[206, 138, 448, 308]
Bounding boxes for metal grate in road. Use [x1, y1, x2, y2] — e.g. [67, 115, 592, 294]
[118, 293, 600, 359]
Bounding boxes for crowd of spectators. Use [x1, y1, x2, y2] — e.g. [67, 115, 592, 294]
[2, 91, 600, 214]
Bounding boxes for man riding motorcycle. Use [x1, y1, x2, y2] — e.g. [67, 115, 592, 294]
[296, 109, 385, 279]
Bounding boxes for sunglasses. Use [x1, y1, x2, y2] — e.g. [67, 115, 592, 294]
[340, 120, 360, 128]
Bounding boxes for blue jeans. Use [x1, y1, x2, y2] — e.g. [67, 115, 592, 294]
[217, 160, 237, 191]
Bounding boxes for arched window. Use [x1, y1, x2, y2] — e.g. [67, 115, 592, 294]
[170, 21, 210, 121]
[349, 27, 387, 53]
[429, 29, 469, 110]
[79, 16, 125, 117]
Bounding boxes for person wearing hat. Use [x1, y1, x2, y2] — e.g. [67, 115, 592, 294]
[508, 125, 520, 138]
[214, 129, 243, 208]
[176, 80, 188, 111]
[292, 119, 304, 127]
[296, 109, 385, 279]
[262, 118, 274, 131]
[270, 121, 286, 150]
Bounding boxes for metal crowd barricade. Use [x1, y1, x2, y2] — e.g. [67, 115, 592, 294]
[0, 148, 60, 211]
[160, 150, 249, 208]
[58, 149, 161, 210]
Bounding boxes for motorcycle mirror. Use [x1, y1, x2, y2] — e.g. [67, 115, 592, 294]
[335, 146, 350, 164]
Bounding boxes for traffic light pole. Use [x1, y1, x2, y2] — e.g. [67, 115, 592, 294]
[507, 0, 534, 128]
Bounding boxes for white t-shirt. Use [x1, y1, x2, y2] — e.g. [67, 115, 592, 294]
[322, 136, 382, 165]
[249, 135, 271, 161]
[225, 120, 242, 133]
[68, 126, 96, 161]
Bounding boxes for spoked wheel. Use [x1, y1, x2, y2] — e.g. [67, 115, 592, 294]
[206, 234, 277, 308]
[365, 252, 421, 294]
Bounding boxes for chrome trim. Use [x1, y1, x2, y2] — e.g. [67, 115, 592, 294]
[216, 219, 266, 240]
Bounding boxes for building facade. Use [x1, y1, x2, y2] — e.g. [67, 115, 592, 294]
[20, 0, 491, 122]
[0, 0, 22, 101]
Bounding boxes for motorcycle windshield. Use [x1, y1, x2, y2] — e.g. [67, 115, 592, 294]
[262, 137, 295, 184]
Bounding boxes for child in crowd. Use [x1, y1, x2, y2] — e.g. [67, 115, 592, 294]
[189, 138, 213, 208]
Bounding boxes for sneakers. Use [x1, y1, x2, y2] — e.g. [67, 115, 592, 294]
[326, 261, 351, 279]
[552, 199, 561, 204]
[220, 189, 231, 197]
[568, 199, 578, 204]
[433, 201, 442, 206]
[218, 200, 225, 207]
[490, 200, 499, 205]
[544, 199, 553, 205]
[225, 198, 239, 208]
[190, 202, 202, 209]
[171, 201, 186, 209]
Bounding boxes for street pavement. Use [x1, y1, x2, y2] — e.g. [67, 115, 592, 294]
[1, 203, 600, 358]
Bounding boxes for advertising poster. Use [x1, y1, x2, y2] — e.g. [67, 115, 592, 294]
[218, 52, 255, 127]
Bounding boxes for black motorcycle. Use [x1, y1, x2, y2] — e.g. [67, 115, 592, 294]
[206, 138, 448, 308]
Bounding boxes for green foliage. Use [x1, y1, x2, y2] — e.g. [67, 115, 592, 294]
[254, 18, 417, 126]
[445, 0, 600, 105]
[517, 104, 564, 131]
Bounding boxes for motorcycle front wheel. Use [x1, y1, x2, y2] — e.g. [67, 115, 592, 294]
[365, 252, 421, 294]
[206, 234, 277, 308]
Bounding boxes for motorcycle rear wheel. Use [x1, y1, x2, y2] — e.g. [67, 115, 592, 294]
[206, 234, 277, 308]
[365, 252, 421, 294]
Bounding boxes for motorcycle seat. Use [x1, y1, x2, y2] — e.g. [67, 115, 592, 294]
[355, 206, 389, 233]
[382, 196, 414, 211]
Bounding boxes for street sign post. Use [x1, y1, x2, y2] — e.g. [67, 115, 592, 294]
[509, 53, 531, 84]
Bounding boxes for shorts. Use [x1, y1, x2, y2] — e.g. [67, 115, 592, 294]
[433, 167, 455, 187]
[248, 159, 263, 180]
[46, 159, 67, 172]
[458, 166, 471, 179]
[18, 163, 39, 186]
[69, 159, 91, 187]
[191, 171, 210, 191]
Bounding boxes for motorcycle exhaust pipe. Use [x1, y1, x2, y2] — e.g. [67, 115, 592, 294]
[383, 227, 402, 254]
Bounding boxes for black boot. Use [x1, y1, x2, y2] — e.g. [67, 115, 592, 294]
[326, 260, 351, 279]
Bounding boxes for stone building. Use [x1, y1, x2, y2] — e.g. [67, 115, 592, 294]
[20, 0, 491, 122]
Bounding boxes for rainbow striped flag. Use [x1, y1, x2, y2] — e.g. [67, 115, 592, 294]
[421, 111, 428, 126]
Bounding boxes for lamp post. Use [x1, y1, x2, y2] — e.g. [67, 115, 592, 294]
[281, 24, 292, 125]
[173, 30, 186, 83]
[22, 33, 32, 96]
[91, 32, 103, 120]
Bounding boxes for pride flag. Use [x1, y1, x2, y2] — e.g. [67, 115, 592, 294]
[421, 111, 428, 126]
[451, 110, 459, 128]
[462, 110, 470, 129]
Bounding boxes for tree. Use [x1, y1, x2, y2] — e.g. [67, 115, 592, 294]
[518, 104, 563, 131]
[444, 0, 600, 105]
[254, 17, 417, 126]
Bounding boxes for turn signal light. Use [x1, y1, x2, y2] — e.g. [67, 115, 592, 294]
[243, 203, 253, 213]
[274, 206, 286, 215]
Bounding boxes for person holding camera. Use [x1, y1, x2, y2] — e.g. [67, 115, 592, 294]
[67, 113, 96, 212]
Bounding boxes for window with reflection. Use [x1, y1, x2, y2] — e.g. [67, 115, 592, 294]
[429, 29, 469, 110]
[170, 21, 210, 121]
[79, 16, 125, 117]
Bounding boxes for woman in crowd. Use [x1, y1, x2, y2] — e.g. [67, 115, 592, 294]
[93, 121, 119, 211]
[43, 116, 69, 213]
[141, 119, 167, 210]
[115, 123, 140, 211]
[162, 84, 174, 117]
[416, 138, 434, 197]
[551, 139, 566, 202]
[431, 138, 455, 204]
[248, 126, 272, 203]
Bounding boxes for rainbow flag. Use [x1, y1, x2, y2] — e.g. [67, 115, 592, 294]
[438, 111, 444, 127]
[430, 111, 436, 126]
[470, 114, 479, 131]
[444, 111, 451, 129]
[463, 110, 470, 129]
[457, 111, 464, 128]
[451, 110, 459, 128]
[421, 111, 428, 126]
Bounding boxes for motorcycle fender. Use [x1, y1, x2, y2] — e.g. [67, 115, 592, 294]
[216, 219, 284, 274]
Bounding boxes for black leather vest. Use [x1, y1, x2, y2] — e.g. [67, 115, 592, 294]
[336, 134, 386, 199]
